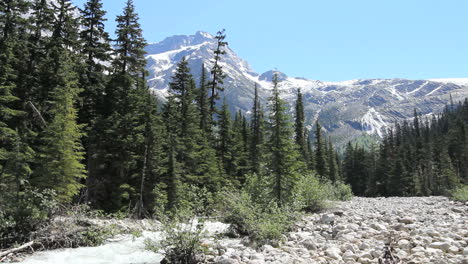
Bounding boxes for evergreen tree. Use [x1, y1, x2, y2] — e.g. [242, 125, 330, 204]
[294, 88, 310, 167]
[218, 98, 235, 179]
[79, 0, 112, 203]
[36, 0, 80, 112]
[112, 0, 147, 75]
[0, 85, 30, 210]
[208, 29, 227, 123]
[250, 83, 265, 175]
[172, 60, 220, 189]
[89, 0, 149, 211]
[78, 0, 111, 125]
[162, 58, 222, 210]
[231, 110, 250, 184]
[314, 121, 329, 179]
[130, 86, 164, 217]
[0, 0, 35, 228]
[266, 74, 303, 206]
[306, 133, 315, 169]
[327, 139, 338, 182]
[162, 96, 182, 211]
[0, 0, 29, 40]
[196, 64, 210, 134]
[342, 142, 354, 186]
[32, 53, 86, 203]
[17, 0, 53, 108]
[241, 114, 251, 175]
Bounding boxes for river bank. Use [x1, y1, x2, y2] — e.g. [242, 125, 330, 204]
[4, 196, 467, 264]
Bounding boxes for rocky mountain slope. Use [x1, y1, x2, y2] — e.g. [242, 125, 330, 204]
[145, 31, 468, 146]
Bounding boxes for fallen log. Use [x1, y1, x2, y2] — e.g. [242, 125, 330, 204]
[0, 241, 35, 258]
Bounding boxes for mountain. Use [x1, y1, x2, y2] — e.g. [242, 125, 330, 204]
[145, 31, 468, 146]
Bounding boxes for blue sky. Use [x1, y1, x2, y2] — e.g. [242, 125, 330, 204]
[72, 0, 468, 81]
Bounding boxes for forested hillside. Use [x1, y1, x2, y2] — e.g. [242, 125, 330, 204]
[1, 0, 465, 256]
[0, 0, 347, 248]
[343, 100, 467, 196]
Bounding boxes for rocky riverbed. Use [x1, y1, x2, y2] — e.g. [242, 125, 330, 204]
[9, 196, 467, 264]
[206, 197, 468, 264]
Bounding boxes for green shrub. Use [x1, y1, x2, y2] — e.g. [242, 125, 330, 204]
[251, 204, 292, 246]
[296, 174, 353, 212]
[221, 174, 299, 247]
[332, 181, 353, 201]
[0, 188, 57, 248]
[78, 224, 122, 247]
[451, 185, 468, 201]
[152, 183, 168, 218]
[153, 183, 227, 219]
[145, 210, 206, 264]
[296, 173, 333, 212]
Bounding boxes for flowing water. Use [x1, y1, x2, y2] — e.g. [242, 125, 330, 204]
[18, 231, 163, 264]
[17, 221, 229, 264]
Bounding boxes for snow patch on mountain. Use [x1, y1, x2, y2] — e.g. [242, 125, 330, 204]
[361, 108, 387, 138]
[428, 78, 468, 86]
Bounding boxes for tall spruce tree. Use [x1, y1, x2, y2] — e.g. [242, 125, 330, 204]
[164, 58, 222, 209]
[218, 98, 235, 179]
[112, 0, 146, 75]
[230, 110, 250, 185]
[33, 53, 86, 203]
[27, 0, 87, 203]
[90, 0, 150, 211]
[0, 0, 35, 225]
[250, 83, 265, 175]
[208, 29, 227, 124]
[327, 139, 338, 182]
[196, 64, 210, 134]
[18, 0, 53, 109]
[267, 74, 303, 206]
[36, 0, 80, 113]
[79, 0, 112, 203]
[78, 0, 111, 125]
[294, 88, 309, 167]
[314, 121, 329, 179]
[162, 96, 182, 211]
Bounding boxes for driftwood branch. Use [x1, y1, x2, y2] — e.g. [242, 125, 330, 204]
[0, 241, 35, 258]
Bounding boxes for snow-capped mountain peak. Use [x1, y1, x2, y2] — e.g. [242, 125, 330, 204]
[145, 31, 468, 146]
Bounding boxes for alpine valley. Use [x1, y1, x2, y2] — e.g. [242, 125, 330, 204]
[145, 31, 468, 146]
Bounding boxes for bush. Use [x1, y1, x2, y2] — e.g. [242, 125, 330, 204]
[0, 188, 57, 248]
[296, 174, 353, 212]
[222, 191, 295, 246]
[451, 185, 468, 201]
[221, 174, 299, 247]
[296, 173, 333, 212]
[153, 183, 227, 219]
[332, 181, 353, 201]
[78, 224, 122, 247]
[145, 210, 206, 264]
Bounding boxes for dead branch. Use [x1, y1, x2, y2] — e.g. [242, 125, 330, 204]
[27, 101, 47, 127]
[0, 241, 35, 258]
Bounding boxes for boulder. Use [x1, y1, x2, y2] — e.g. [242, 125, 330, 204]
[398, 217, 416, 224]
[325, 246, 341, 260]
[321, 214, 335, 224]
[429, 242, 451, 251]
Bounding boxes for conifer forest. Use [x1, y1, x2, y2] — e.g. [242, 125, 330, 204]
[0, 0, 466, 262]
